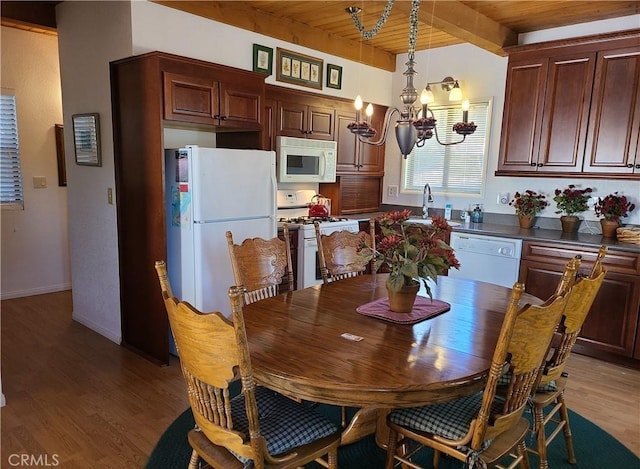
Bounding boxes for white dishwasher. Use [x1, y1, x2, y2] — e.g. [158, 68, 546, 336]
[449, 233, 522, 288]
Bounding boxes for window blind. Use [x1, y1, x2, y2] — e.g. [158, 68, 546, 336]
[0, 92, 23, 209]
[403, 100, 490, 196]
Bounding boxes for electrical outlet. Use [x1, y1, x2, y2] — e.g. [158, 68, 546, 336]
[497, 192, 510, 204]
[388, 185, 399, 197]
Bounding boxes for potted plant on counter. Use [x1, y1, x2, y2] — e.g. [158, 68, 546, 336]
[509, 190, 549, 229]
[360, 210, 459, 313]
[553, 185, 593, 233]
[594, 192, 636, 237]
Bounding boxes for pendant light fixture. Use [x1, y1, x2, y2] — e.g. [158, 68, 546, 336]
[346, 0, 477, 158]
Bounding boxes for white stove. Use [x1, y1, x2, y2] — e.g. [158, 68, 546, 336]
[277, 190, 360, 289]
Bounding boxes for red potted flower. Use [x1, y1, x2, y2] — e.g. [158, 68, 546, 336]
[509, 190, 549, 229]
[594, 192, 636, 237]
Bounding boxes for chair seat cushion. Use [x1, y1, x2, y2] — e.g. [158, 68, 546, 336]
[231, 387, 339, 459]
[389, 392, 503, 443]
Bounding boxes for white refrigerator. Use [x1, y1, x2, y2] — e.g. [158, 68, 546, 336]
[165, 145, 277, 326]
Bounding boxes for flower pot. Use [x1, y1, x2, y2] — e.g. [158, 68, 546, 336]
[518, 215, 534, 229]
[600, 219, 619, 238]
[386, 280, 420, 313]
[560, 215, 580, 233]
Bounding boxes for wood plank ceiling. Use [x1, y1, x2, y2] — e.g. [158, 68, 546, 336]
[2, 1, 638, 71]
[153, 1, 639, 71]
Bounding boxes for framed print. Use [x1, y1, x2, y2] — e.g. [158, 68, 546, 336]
[327, 64, 343, 90]
[252, 44, 273, 75]
[72, 113, 101, 166]
[54, 124, 67, 186]
[276, 48, 323, 90]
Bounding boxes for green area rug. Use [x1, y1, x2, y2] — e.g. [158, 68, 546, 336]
[147, 403, 639, 469]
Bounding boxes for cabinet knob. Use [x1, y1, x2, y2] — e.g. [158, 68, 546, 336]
[537, 163, 543, 167]
[220, 116, 228, 121]
[636, 164, 640, 169]
[626, 163, 634, 168]
[530, 162, 537, 167]
[213, 114, 220, 119]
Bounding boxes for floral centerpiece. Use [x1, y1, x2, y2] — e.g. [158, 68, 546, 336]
[553, 184, 593, 216]
[594, 192, 635, 222]
[509, 190, 549, 216]
[361, 210, 459, 306]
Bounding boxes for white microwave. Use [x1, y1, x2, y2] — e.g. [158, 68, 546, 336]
[276, 136, 337, 183]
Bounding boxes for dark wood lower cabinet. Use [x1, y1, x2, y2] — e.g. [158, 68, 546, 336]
[320, 175, 382, 215]
[519, 241, 640, 364]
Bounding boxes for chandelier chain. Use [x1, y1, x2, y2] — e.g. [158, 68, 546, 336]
[348, 0, 395, 40]
[408, 0, 421, 57]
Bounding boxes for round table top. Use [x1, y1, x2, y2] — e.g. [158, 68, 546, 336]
[243, 274, 542, 408]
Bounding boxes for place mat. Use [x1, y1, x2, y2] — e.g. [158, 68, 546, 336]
[356, 296, 451, 324]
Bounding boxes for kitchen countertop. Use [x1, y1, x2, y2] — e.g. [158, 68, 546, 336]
[340, 211, 640, 254]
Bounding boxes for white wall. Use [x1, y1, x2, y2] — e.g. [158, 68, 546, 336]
[382, 15, 640, 228]
[56, 1, 133, 342]
[0, 27, 71, 299]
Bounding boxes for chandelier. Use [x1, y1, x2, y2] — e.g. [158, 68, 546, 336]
[346, 0, 477, 158]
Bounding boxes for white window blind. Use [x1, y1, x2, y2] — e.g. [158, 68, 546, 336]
[0, 92, 23, 209]
[403, 100, 491, 196]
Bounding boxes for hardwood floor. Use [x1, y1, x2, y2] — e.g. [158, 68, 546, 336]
[1, 291, 639, 468]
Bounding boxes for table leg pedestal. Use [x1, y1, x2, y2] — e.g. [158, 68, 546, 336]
[340, 407, 378, 445]
[375, 408, 392, 448]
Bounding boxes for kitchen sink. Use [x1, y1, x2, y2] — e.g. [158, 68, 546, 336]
[407, 218, 462, 227]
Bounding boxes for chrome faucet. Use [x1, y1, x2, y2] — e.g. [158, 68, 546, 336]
[422, 183, 434, 219]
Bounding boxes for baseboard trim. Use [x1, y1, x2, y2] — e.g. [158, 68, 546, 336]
[0, 283, 72, 300]
[72, 312, 122, 345]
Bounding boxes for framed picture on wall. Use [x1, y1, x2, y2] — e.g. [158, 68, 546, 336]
[326, 64, 342, 89]
[276, 48, 323, 90]
[252, 44, 273, 75]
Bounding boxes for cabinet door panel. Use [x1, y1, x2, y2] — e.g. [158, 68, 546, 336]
[538, 53, 595, 172]
[336, 111, 358, 172]
[338, 176, 382, 213]
[358, 109, 385, 173]
[219, 85, 261, 130]
[307, 106, 334, 140]
[578, 271, 640, 357]
[584, 47, 640, 174]
[163, 72, 217, 125]
[497, 60, 548, 172]
[277, 101, 306, 137]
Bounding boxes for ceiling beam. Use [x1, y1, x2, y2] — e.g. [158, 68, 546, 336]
[396, 1, 518, 57]
[153, 1, 398, 72]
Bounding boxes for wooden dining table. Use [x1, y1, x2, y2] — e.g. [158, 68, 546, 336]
[242, 273, 542, 446]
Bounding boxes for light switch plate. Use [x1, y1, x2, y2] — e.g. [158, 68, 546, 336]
[33, 176, 47, 189]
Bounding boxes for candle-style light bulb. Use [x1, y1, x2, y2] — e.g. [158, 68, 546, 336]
[424, 85, 434, 103]
[354, 95, 363, 121]
[365, 103, 374, 122]
[419, 89, 429, 118]
[449, 81, 462, 101]
[461, 99, 470, 123]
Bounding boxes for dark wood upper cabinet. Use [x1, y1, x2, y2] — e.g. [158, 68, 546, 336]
[275, 99, 335, 140]
[335, 104, 386, 174]
[164, 71, 262, 130]
[583, 47, 640, 174]
[496, 30, 640, 179]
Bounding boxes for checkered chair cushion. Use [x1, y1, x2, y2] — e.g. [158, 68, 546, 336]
[497, 371, 557, 392]
[228, 386, 339, 466]
[389, 391, 503, 446]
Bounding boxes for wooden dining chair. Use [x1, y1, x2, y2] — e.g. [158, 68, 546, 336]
[154, 260, 340, 469]
[529, 246, 607, 469]
[226, 224, 294, 305]
[385, 278, 573, 469]
[315, 219, 376, 284]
